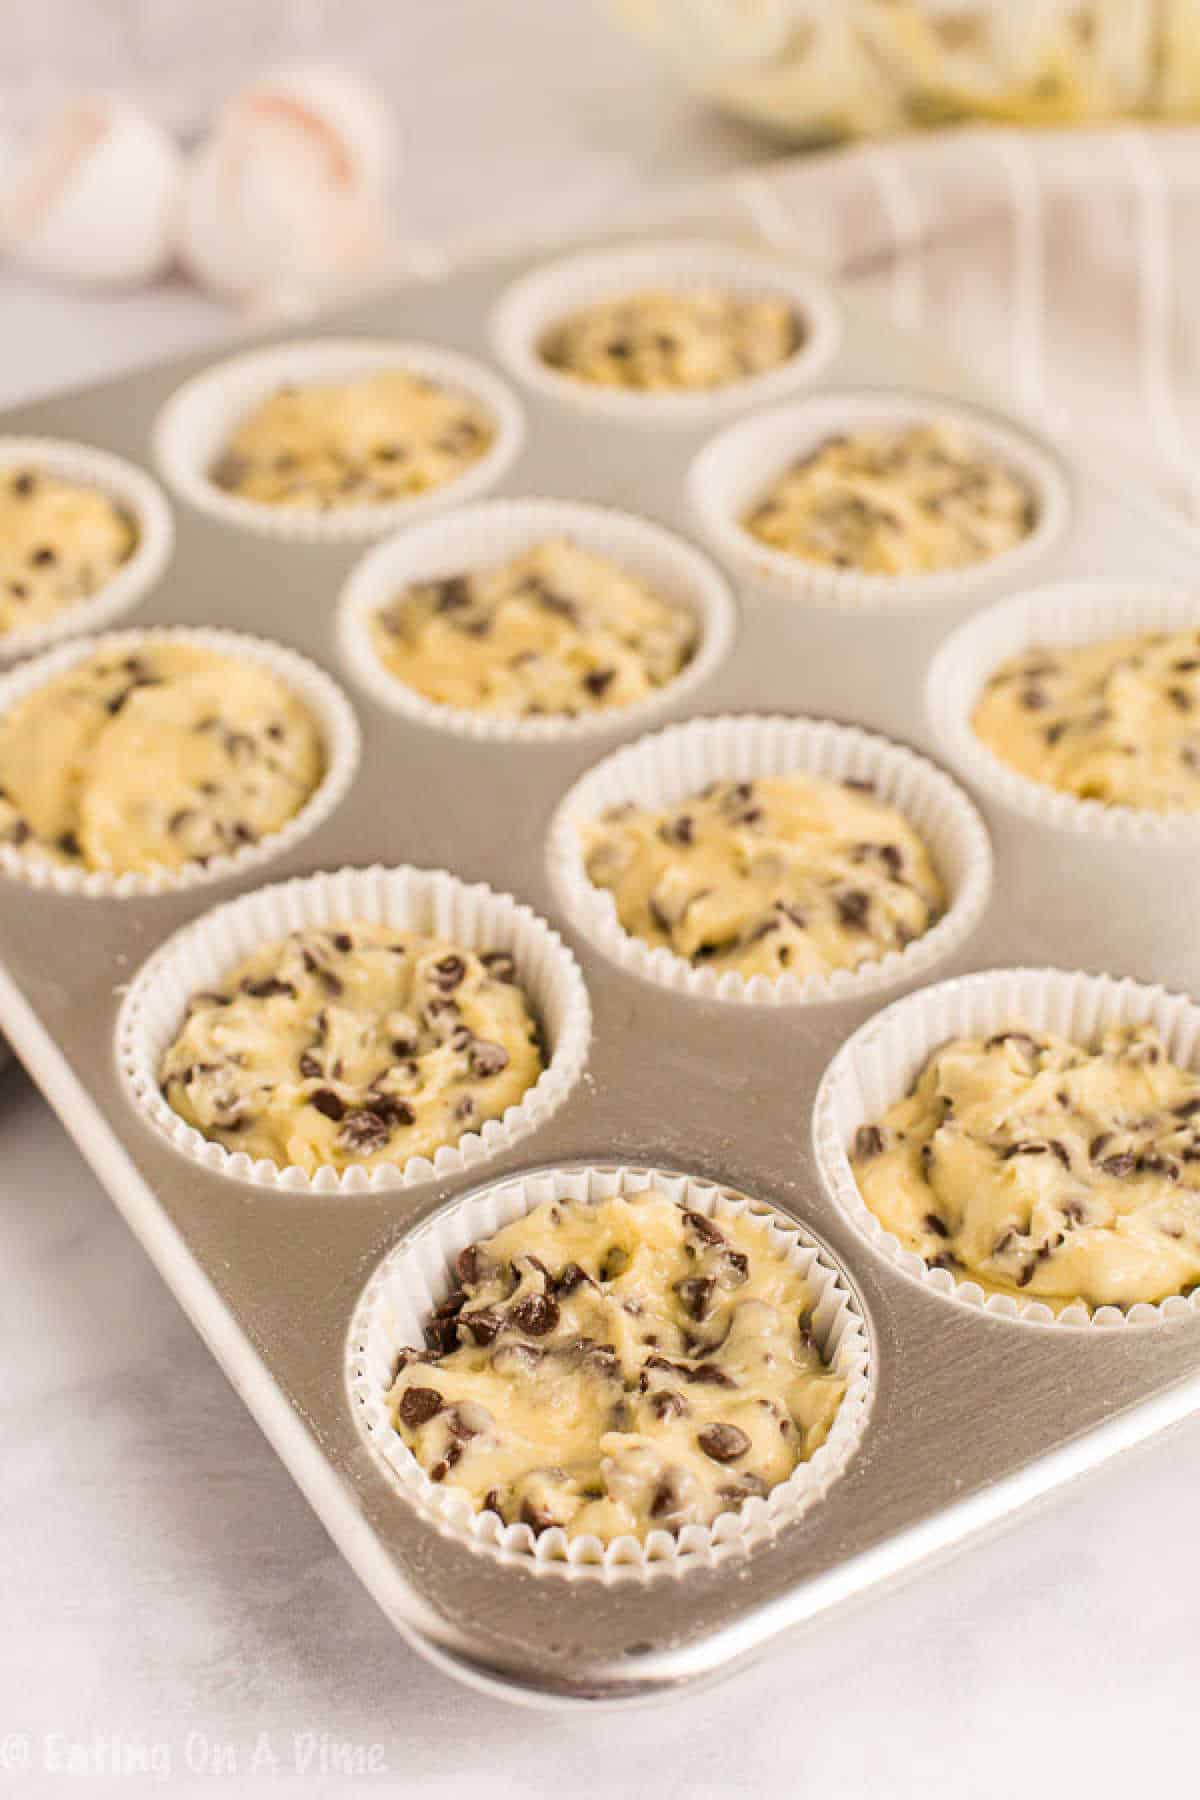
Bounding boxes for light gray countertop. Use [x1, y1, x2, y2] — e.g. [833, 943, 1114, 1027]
[0, 3, 1196, 1789]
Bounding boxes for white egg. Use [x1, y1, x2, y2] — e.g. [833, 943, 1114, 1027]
[0, 93, 182, 287]
[177, 63, 398, 309]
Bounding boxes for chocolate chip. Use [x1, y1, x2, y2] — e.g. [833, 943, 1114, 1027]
[332, 932, 353, 953]
[676, 1276, 715, 1321]
[923, 1212, 950, 1238]
[835, 889, 871, 930]
[658, 814, 694, 847]
[309, 1088, 345, 1122]
[509, 1293, 559, 1336]
[399, 1385, 443, 1427]
[30, 545, 56, 567]
[11, 471, 35, 498]
[583, 668, 616, 698]
[462, 1309, 502, 1346]
[337, 1111, 393, 1153]
[298, 1052, 322, 1080]
[243, 977, 296, 1000]
[367, 1095, 415, 1129]
[56, 829, 82, 858]
[1167, 686, 1193, 713]
[649, 1389, 687, 1421]
[697, 1423, 750, 1463]
[468, 1040, 510, 1078]
[683, 1210, 725, 1247]
[554, 1261, 595, 1297]
[853, 1127, 890, 1169]
[432, 954, 466, 991]
[519, 1498, 557, 1532]
[1099, 1152, 1138, 1178]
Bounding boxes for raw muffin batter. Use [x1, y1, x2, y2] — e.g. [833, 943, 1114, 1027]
[0, 465, 136, 634]
[368, 538, 698, 718]
[851, 1023, 1200, 1310]
[582, 772, 945, 980]
[211, 370, 495, 509]
[0, 643, 323, 875]
[540, 288, 800, 393]
[160, 925, 543, 1173]
[387, 1188, 846, 1541]
[972, 628, 1200, 813]
[743, 421, 1037, 575]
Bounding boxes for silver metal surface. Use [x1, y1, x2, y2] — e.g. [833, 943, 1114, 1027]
[2, 232, 1200, 1708]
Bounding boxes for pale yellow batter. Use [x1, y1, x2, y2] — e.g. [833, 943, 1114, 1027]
[743, 421, 1036, 575]
[211, 371, 495, 509]
[368, 538, 698, 719]
[852, 1024, 1200, 1311]
[387, 1188, 845, 1541]
[583, 773, 944, 980]
[0, 644, 323, 875]
[161, 925, 543, 1173]
[972, 629, 1200, 813]
[0, 466, 136, 635]
[540, 288, 800, 393]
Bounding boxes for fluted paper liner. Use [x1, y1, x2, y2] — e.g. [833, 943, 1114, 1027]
[337, 496, 736, 742]
[490, 240, 842, 427]
[0, 437, 173, 659]
[547, 713, 992, 1006]
[688, 388, 1072, 610]
[117, 863, 591, 1193]
[814, 965, 1200, 1329]
[928, 580, 1200, 845]
[0, 624, 360, 897]
[153, 338, 526, 541]
[346, 1162, 871, 1576]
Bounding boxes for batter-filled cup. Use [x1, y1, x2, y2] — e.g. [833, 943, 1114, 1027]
[0, 625, 359, 897]
[116, 863, 591, 1193]
[490, 240, 842, 427]
[688, 389, 1072, 609]
[346, 1161, 872, 1574]
[547, 713, 992, 1007]
[928, 580, 1200, 845]
[0, 438, 173, 660]
[814, 965, 1200, 1328]
[153, 339, 526, 541]
[336, 496, 736, 743]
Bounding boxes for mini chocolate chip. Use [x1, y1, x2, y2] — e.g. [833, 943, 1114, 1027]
[1099, 1152, 1138, 1178]
[682, 1209, 725, 1247]
[432, 954, 466, 990]
[854, 1124, 886, 1159]
[462, 1309, 502, 1346]
[519, 1498, 557, 1532]
[480, 949, 517, 983]
[923, 1212, 950, 1238]
[11, 471, 35, 498]
[368, 1095, 415, 1129]
[309, 1088, 345, 1121]
[30, 545, 56, 567]
[338, 1110, 394, 1153]
[243, 977, 296, 1000]
[676, 1276, 715, 1321]
[298, 1051, 322, 1079]
[399, 1385, 443, 1427]
[554, 1261, 595, 1296]
[332, 932, 353, 953]
[836, 889, 871, 930]
[56, 829, 82, 858]
[697, 1423, 750, 1463]
[658, 814, 694, 847]
[468, 1040, 509, 1078]
[509, 1293, 560, 1336]
[583, 668, 616, 698]
[649, 1389, 687, 1421]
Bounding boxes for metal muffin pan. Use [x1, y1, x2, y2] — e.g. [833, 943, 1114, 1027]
[3, 229, 1200, 1708]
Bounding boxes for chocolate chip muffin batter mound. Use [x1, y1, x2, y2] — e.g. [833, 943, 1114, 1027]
[0, 466, 136, 634]
[852, 1024, 1200, 1311]
[743, 421, 1036, 576]
[388, 1189, 845, 1542]
[540, 288, 800, 393]
[369, 538, 698, 719]
[972, 629, 1200, 813]
[582, 773, 944, 980]
[211, 370, 495, 510]
[0, 643, 323, 875]
[160, 925, 543, 1173]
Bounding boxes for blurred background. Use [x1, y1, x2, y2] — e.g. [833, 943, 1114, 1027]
[1, 0, 1197, 519]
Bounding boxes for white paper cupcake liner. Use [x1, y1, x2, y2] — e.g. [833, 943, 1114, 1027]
[928, 580, 1200, 845]
[116, 864, 592, 1194]
[345, 1161, 872, 1576]
[688, 389, 1072, 610]
[489, 240, 842, 428]
[0, 625, 360, 898]
[336, 496, 736, 743]
[152, 338, 526, 542]
[813, 965, 1200, 1330]
[0, 438, 173, 660]
[546, 714, 993, 1007]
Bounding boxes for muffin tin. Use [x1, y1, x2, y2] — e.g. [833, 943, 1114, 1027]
[2, 227, 1200, 1708]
